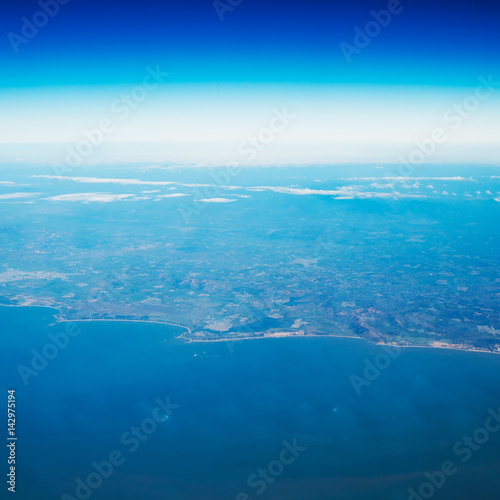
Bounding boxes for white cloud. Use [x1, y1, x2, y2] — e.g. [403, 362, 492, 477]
[245, 185, 425, 199]
[343, 176, 476, 181]
[247, 186, 344, 195]
[32, 175, 175, 186]
[177, 183, 212, 187]
[220, 185, 248, 190]
[0, 192, 41, 199]
[370, 182, 395, 189]
[156, 193, 189, 198]
[30, 175, 239, 190]
[44, 193, 136, 203]
[198, 198, 237, 203]
[332, 192, 425, 200]
[0, 201, 35, 204]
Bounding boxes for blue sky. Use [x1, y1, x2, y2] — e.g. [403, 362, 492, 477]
[1, 0, 499, 164]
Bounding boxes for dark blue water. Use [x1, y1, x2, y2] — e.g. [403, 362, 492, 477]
[2, 306, 500, 500]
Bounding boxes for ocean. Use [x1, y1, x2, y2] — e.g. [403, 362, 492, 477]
[2, 305, 500, 500]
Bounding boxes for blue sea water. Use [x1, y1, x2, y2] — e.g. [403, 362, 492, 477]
[2, 305, 500, 500]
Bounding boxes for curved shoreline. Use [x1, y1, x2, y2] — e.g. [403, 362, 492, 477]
[0, 303, 498, 356]
[186, 333, 500, 355]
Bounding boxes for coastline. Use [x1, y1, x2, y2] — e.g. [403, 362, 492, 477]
[0, 302, 190, 332]
[186, 332, 500, 355]
[0, 303, 498, 356]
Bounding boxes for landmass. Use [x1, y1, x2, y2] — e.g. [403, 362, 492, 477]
[1, 165, 499, 354]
